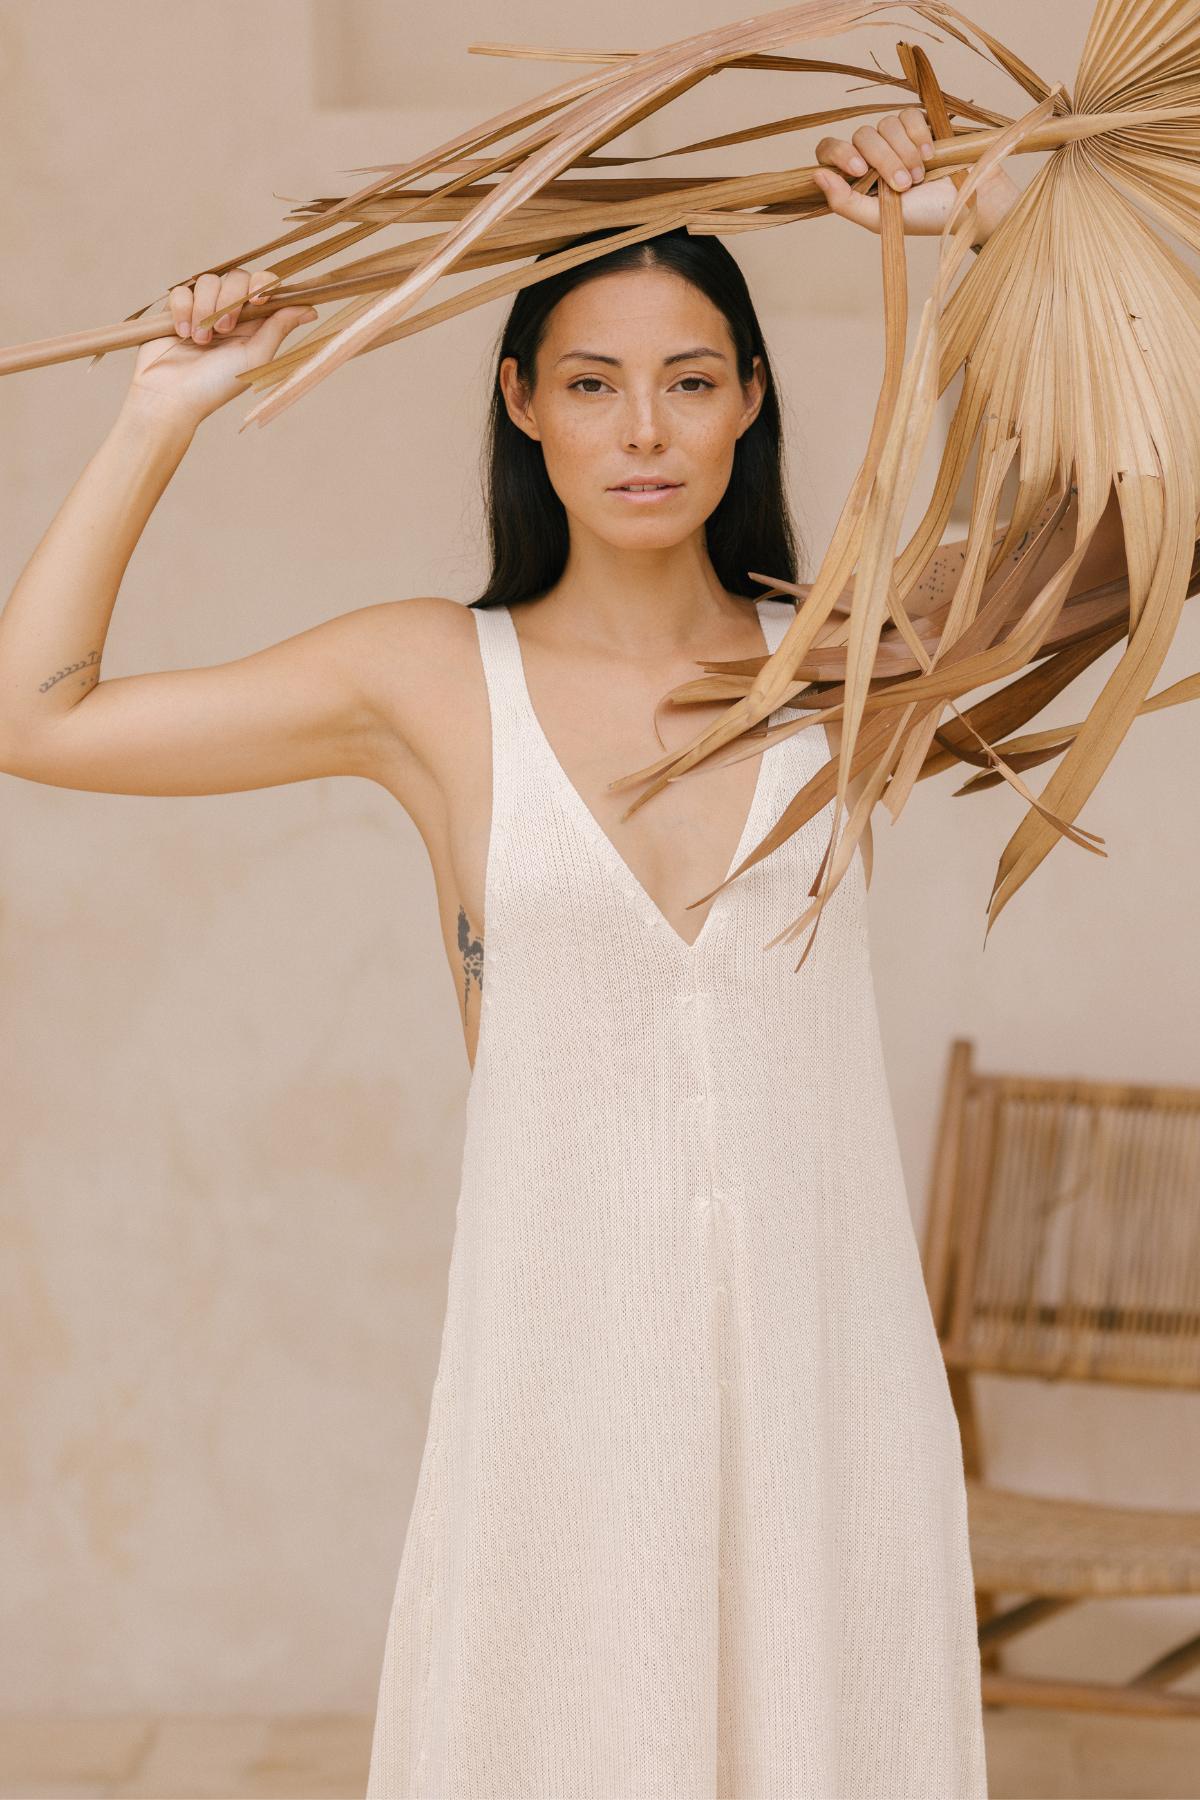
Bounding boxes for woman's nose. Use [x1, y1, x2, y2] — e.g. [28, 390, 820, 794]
[622, 399, 666, 451]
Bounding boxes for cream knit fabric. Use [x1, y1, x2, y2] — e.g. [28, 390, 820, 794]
[365, 597, 988, 1800]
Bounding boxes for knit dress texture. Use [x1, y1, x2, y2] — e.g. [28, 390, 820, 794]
[365, 596, 989, 1800]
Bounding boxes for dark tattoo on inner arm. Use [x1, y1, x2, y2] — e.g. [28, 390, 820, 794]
[457, 904, 484, 1008]
[39, 650, 101, 694]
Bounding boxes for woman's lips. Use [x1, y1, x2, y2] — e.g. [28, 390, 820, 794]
[607, 481, 684, 503]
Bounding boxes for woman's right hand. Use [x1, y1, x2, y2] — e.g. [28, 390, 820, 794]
[127, 268, 319, 429]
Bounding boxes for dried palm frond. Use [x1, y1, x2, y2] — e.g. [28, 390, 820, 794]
[5, 0, 1200, 968]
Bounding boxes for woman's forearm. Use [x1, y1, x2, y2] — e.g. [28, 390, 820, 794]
[0, 392, 196, 748]
[1006, 481, 1128, 602]
[925, 482, 1129, 612]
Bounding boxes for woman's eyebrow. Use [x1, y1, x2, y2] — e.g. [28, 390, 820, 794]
[554, 346, 728, 367]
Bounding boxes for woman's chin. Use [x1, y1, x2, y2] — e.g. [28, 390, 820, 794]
[608, 529, 694, 554]
[585, 511, 703, 551]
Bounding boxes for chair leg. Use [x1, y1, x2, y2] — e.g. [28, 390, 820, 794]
[1130, 1629, 1200, 1689]
[981, 1670, 1200, 1717]
[976, 1588, 1006, 1674]
[978, 1594, 1077, 1655]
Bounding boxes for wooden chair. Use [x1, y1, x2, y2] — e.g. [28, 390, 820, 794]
[923, 1037, 1200, 1717]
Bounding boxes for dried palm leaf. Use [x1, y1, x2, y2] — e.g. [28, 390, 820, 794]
[4, 0, 1199, 968]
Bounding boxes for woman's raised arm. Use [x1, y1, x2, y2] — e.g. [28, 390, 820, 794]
[0, 269, 442, 798]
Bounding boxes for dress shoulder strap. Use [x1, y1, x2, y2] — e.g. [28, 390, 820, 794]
[757, 595, 796, 658]
[470, 601, 525, 729]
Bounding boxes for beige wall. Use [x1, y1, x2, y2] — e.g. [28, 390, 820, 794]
[2, 0, 1197, 1717]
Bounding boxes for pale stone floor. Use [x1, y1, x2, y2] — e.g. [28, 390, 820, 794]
[2, 1713, 1200, 1800]
[0, 1710, 1198, 1799]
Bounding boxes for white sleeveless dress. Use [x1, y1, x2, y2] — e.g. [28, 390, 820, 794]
[365, 597, 989, 1800]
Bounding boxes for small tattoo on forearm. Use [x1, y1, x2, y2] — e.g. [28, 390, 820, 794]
[457, 904, 484, 1007]
[39, 650, 101, 694]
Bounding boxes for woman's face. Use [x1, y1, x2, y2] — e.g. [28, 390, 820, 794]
[498, 266, 765, 553]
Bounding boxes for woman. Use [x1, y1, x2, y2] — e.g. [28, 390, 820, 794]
[2, 109, 1097, 1798]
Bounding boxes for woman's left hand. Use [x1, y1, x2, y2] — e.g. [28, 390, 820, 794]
[812, 106, 1021, 246]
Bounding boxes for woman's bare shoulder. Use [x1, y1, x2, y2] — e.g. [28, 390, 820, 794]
[352, 595, 486, 775]
[366, 592, 479, 649]
[353, 593, 481, 676]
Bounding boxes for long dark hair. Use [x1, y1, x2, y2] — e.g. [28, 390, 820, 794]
[472, 226, 801, 608]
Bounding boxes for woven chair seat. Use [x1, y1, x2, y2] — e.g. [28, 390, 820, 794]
[965, 1478, 1200, 1597]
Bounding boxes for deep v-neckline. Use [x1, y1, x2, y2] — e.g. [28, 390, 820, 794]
[503, 600, 777, 958]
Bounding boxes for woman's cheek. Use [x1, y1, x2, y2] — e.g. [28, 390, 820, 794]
[540, 414, 609, 507]
[687, 429, 737, 512]
[682, 407, 736, 469]
[540, 442, 591, 513]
